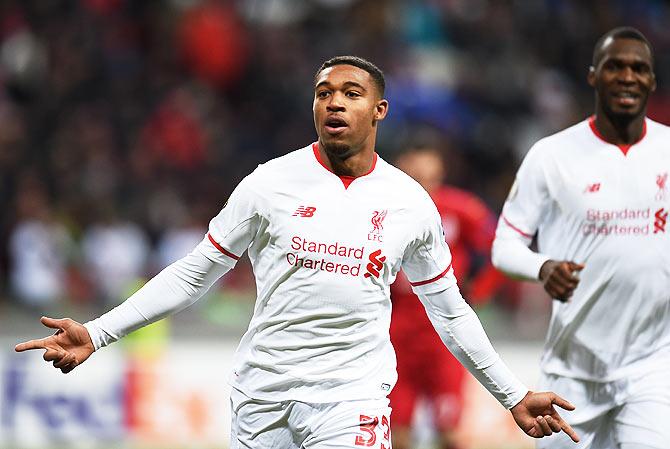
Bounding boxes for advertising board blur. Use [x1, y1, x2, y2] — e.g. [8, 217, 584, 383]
[1, 340, 540, 449]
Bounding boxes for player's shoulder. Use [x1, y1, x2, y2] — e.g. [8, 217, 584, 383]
[645, 117, 670, 138]
[519, 119, 592, 167]
[531, 119, 590, 152]
[244, 144, 313, 184]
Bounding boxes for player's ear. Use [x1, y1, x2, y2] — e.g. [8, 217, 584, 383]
[587, 66, 596, 88]
[650, 70, 657, 93]
[374, 99, 389, 122]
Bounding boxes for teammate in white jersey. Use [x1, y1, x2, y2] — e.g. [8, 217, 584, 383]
[493, 28, 670, 449]
[16, 56, 578, 447]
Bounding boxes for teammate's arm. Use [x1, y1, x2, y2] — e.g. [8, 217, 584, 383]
[491, 145, 583, 300]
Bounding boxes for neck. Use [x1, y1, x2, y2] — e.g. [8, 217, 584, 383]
[593, 108, 646, 145]
[317, 139, 376, 177]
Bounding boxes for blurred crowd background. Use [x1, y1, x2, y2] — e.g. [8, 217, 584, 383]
[2, 0, 670, 339]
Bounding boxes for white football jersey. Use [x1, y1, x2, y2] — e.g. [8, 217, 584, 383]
[494, 117, 670, 381]
[209, 144, 454, 402]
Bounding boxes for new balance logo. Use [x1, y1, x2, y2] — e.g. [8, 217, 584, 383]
[584, 183, 600, 193]
[364, 249, 386, 278]
[293, 206, 317, 217]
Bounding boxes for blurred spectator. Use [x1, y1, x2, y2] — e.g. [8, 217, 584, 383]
[8, 173, 72, 308]
[81, 201, 150, 304]
[0, 0, 668, 326]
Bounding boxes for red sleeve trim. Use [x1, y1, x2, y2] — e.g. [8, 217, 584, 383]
[207, 233, 240, 260]
[502, 215, 533, 239]
[409, 263, 452, 287]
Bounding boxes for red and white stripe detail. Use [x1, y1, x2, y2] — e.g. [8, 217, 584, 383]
[502, 215, 533, 239]
[409, 263, 452, 287]
[208, 233, 240, 260]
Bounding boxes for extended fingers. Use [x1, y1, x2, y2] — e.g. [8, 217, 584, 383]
[41, 316, 71, 331]
[551, 394, 576, 411]
[15, 338, 50, 352]
[560, 419, 580, 443]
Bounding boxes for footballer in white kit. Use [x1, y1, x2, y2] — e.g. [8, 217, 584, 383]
[16, 56, 579, 448]
[493, 28, 670, 449]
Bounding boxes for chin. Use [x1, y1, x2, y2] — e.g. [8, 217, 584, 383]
[322, 141, 353, 158]
[604, 105, 644, 123]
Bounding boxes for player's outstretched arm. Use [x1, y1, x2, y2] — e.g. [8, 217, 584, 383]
[539, 260, 584, 301]
[511, 391, 580, 443]
[15, 317, 94, 374]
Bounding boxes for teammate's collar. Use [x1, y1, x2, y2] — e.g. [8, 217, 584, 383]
[588, 115, 647, 156]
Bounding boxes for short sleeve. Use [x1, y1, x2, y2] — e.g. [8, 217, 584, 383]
[402, 202, 457, 295]
[497, 143, 550, 241]
[207, 174, 263, 267]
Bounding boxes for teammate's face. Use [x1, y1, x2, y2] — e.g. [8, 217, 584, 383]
[396, 151, 444, 194]
[313, 64, 388, 158]
[588, 37, 656, 121]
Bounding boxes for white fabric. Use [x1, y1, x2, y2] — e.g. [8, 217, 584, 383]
[230, 387, 392, 449]
[86, 143, 527, 407]
[493, 118, 670, 381]
[536, 369, 670, 449]
[417, 286, 528, 409]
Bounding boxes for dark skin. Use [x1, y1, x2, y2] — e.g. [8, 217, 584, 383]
[17, 60, 580, 444]
[312, 64, 388, 177]
[540, 36, 655, 301]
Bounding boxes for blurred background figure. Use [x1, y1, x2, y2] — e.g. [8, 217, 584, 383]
[390, 141, 509, 449]
[8, 172, 73, 310]
[81, 200, 150, 305]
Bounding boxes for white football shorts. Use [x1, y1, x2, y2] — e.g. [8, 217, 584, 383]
[536, 367, 670, 449]
[230, 387, 392, 449]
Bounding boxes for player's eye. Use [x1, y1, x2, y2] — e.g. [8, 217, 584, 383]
[633, 63, 651, 74]
[316, 90, 330, 98]
[346, 91, 361, 98]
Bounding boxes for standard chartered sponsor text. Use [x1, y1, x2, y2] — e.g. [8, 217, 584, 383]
[286, 236, 364, 276]
[583, 208, 650, 236]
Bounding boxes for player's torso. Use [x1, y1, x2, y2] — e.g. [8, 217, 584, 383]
[538, 121, 670, 373]
[253, 166, 417, 303]
[539, 121, 670, 276]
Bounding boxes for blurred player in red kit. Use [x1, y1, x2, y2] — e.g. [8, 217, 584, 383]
[390, 145, 507, 449]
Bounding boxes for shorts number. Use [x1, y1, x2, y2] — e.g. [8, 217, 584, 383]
[354, 414, 390, 448]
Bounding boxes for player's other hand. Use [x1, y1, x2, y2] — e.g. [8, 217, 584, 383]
[510, 391, 579, 443]
[15, 317, 95, 374]
[539, 260, 584, 301]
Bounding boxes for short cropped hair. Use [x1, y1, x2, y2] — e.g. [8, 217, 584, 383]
[592, 26, 654, 67]
[315, 56, 386, 96]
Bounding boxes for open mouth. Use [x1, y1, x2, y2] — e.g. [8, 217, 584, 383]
[613, 91, 640, 107]
[324, 116, 348, 134]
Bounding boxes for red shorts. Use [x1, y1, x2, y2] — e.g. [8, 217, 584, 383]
[389, 338, 466, 431]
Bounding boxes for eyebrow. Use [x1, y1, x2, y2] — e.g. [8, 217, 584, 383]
[315, 80, 368, 91]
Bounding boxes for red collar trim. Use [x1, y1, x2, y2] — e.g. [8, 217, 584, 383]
[588, 115, 647, 156]
[311, 142, 377, 189]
